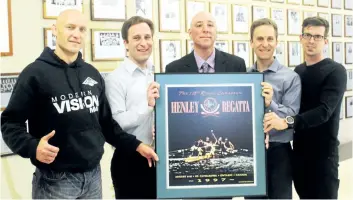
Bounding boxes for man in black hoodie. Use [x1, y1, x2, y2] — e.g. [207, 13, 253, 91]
[1, 9, 158, 199]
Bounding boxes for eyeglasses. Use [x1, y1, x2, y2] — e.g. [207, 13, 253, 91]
[302, 33, 326, 41]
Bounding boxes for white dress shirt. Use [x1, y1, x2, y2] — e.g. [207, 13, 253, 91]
[105, 57, 154, 144]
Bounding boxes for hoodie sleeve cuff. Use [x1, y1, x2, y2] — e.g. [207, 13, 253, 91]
[28, 139, 40, 164]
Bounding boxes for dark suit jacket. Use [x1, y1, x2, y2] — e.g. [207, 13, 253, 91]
[165, 49, 246, 73]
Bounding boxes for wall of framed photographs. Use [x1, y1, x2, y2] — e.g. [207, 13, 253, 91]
[0, 0, 352, 199]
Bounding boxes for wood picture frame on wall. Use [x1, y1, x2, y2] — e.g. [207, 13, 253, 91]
[159, 0, 181, 32]
[288, 41, 302, 67]
[302, 0, 316, 6]
[287, 9, 301, 35]
[135, 0, 153, 20]
[210, 2, 229, 33]
[91, 0, 126, 21]
[317, 0, 329, 7]
[331, 0, 342, 9]
[43, 0, 83, 19]
[0, 0, 13, 56]
[346, 42, 353, 64]
[332, 14, 343, 37]
[232, 4, 249, 34]
[344, 15, 353, 37]
[345, 96, 353, 118]
[91, 29, 125, 61]
[160, 39, 182, 72]
[345, 0, 353, 10]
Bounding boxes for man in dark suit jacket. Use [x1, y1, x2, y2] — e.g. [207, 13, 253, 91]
[166, 11, 246, 73]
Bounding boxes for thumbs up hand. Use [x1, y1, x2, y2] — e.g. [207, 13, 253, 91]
[36, 130, 60, 164]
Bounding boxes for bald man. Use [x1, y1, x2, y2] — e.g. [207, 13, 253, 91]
[1, 9, 158, 199]
[165, 11, 246, 73]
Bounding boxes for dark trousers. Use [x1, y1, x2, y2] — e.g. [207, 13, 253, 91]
[246, 142, 293, 199]
[293, 152, 339, 199]
[111, 150, 156, 199]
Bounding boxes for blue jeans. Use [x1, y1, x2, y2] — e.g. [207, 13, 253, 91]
[32, 165, 102, 199]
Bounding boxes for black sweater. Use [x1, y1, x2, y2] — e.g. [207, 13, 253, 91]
[293, 58, 347, 157]
[1, 47, 141, 172]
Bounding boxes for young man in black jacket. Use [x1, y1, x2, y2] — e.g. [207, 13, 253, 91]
[0, 9, 158, 199]
[263, 17, 347, 199]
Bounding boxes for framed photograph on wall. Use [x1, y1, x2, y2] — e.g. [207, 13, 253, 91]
[346, 96, 353, 118]
[287, 10, 301, 35]
[271, 0, 285, 2]
[332, 42, 344, 63]
[345, 15, 353, 37]
[340, 102, 344, 119]
[318, 0, 329, 7]
[186, 40, 194, 54]
[91, 29, 125, 61]
[271, 8, 285, 35]
[347, 69, 353, 91]
[318, 12, 329, 21]
[233, 41, 251, 68]
[136, 0, 153, 20]
[332, 14, 343, 37]
[332, 0, 342, 9]
[346, 42, 353, 64]
[303, 0, 315, 6]
[287, 0, 301, 4]
[323, 43, 330, 58]
[215, 40, 230, 53]
[0, 0, 13, 56]
[1, 73, 18, 108]
[252, 6, 268, 21]
[91, 0, 125, 21]
[275, 42, 286, 65]
[303, 11, 316, 19]
[44, 28, 56, 49]
[159, 0, 181, 32]
[232, 5, 249, 33]
[43, 0, 83, 19]
[288, 41, 301, 67]
[210, 3, 228, 33]
[186, 1, 206, 31]
[160, 40, 182, 72]
[345, 0, 353, 10]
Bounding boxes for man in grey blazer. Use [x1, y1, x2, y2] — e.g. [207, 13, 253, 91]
[165, 11, 246, 73]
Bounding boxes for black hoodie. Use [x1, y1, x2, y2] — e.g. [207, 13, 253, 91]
[1, 47, 141, 172]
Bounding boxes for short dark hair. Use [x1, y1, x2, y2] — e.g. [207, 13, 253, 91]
[302, 17, 329, 37]
[250, 18, 278, 41]
[121, 16, 154, 42]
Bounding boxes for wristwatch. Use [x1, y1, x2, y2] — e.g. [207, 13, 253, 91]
[285, 116, 295, 129]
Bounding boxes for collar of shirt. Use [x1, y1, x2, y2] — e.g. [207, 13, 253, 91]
[121, 57, 154, 76]
[249, 57, 281, 73]
[193, 49, 216, 71]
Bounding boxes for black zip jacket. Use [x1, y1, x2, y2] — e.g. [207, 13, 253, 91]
[1, 47, 141, 172]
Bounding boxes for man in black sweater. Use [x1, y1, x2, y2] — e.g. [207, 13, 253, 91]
[263, 17, 347, 199]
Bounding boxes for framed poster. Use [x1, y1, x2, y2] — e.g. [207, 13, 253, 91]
[346, 96, 353, 118]
[318, 0, 329, 7]
[332, 14, 343, 37]
[275, 41, 286, 65]
[233, 41, 251, 68]
[288, 41, 302, 67]
[210, 3, 228, 33]
[271, 8, 285, 35]
[215, 40, 230, 53]
[287, 9, 301, 35]
[0, 0, 13, 56]
[347, 69, 353, 91]
[43, 0, 83, 19]
[346, 42, 353, 64]
[345, 0, 353, 9]
[232, 5, 249, 33]
[345, 15, 353, 37]
[136, 0, 153, 20]
[155, 73, 266, 198]
[159, 0, 181, 32]
[160, 40, 182, 72]
[332, 42, 343, 63]
[252, 6, 268, 21]
[332, 0, 342, 9]
[91, 0, 126, 21]
[186, 1, 206, 31]
[91, 29, 125, 61]
[303, 0, 315, 6]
